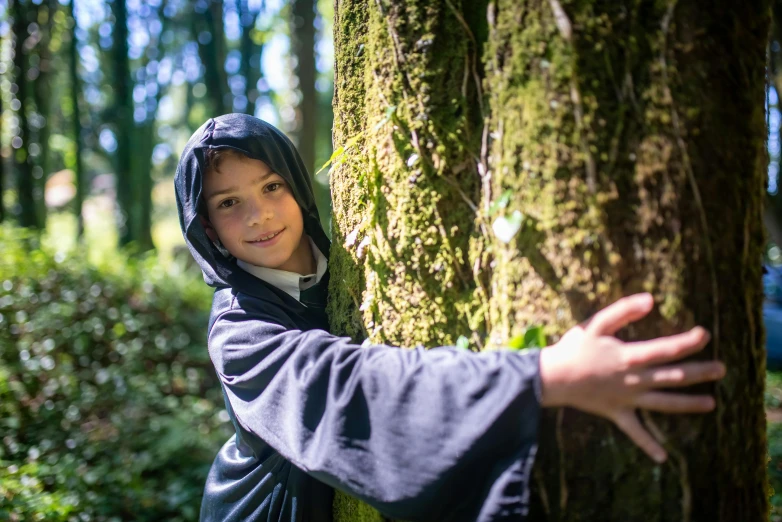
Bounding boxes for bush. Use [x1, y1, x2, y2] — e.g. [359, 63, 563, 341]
[0, 225, 232, 521]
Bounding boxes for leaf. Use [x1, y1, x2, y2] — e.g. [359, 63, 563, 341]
[315, 131, 366, 175]
[456, 335, 470, 350]
[492, 210, 523, 244]
[507, 326, 546, 351]
[488, 190, 514, 216]
[315, 146, 345, 175]
[373, 105, 397, 131]
[523, 326, 546, 348]
[507, 334, 525, 351]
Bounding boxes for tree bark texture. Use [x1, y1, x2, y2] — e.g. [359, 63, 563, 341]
[330, 0, 770, 521]
[486, 2, 768, 521]
[330, 0, 487, 518]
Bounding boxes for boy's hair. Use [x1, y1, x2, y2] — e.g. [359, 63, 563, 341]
[203, 147, 248, 175]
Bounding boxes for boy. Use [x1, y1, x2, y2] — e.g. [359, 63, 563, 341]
[175, 113, 724, 521]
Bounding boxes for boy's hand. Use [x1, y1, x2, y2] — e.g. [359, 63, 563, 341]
[539, 293, 724, 463]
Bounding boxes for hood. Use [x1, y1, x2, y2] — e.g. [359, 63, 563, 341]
[175, 113, 330, 299]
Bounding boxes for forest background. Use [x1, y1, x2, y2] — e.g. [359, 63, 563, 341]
[0, 0, 334, 519]
[2, 0, 782, 521]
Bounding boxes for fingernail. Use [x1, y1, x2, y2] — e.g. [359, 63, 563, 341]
[654, 451, 667, 464]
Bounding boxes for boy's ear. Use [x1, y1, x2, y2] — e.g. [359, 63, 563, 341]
[199, 214, 218, 243]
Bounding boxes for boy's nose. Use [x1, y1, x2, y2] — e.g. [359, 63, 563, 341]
[246, 200, 272, 225]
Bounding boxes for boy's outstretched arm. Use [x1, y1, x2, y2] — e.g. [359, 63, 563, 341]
[209, 301, 543, 521]
[540, 293, 724, 464]
[207, 292, 722, 520]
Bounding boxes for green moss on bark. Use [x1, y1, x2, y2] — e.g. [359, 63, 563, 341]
[485, 0, 770, 520]
[330, 0, 488, 519]
[341, 0, 487, 350]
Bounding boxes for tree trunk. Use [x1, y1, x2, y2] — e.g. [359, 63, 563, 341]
[30, 0, 56, 227]
[330, 0, 487, 518]
[68, 0, 85, 239]
[129, 126, 155, 252]
[484, 1, 769, 520]
[290, 0, 318, 174]
[239, 0, 263, 117]
[330, 1, 769, 521]
[125, 1, 170, 254]
[11, 0, 41, 229]
[193, 0, 231, 116]
[111, 0, 134, 246]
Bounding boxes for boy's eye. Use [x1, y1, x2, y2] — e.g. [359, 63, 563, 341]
[219, 199, 237, 208]
[266, 182, 282, 192]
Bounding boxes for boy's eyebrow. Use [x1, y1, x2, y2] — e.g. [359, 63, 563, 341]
[206, 171, 277, 201]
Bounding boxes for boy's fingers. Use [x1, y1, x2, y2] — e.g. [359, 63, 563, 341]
[634, 392, 716, 413]
[624, 327, 710, 367]
[627, 361, 726, 388]
[587, 293, 654, 336]
[613, 410, 667, 464]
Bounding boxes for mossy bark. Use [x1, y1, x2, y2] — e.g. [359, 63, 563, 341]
[330, 0, 487, 518]
[330, 0, 487, 348]
[330, 0, 770, 520]
[485, 2, 769, 520]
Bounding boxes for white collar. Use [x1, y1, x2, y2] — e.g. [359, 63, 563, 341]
[237, 237, 327, 303]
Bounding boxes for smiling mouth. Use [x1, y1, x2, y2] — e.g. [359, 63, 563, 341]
[248, 229, 284, 243]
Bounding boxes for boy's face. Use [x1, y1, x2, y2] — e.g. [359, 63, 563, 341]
[202, 154, 312, 274]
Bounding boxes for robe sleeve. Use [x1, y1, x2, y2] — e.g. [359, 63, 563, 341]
[208, 306, 543, 521]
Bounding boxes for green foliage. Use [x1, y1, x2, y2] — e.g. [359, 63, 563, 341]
[487, 189, 513, 217]
[506, 326, 546, 351]
[0, 225, 231, 521]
